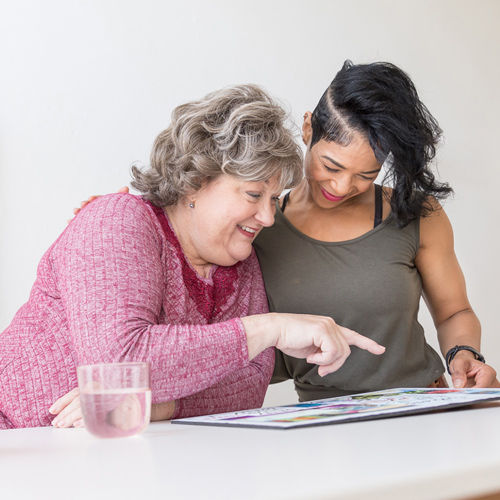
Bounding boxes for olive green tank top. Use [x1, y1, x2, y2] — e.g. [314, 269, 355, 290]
[253, 191, 444, 401]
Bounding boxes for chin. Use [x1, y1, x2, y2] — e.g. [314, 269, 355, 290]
[215, 256, 243, 267]
[212, 253, 246, 267]
[211, 242, 253, 267]
[228, 247, 253, 265]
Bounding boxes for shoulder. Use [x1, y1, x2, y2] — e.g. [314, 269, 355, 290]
[76, 193, 151, 218]
[420, 197, 452, 229]
[68, 193, 163, 244]
[419, 197, 454, 250]
[73, 193, 162, 230]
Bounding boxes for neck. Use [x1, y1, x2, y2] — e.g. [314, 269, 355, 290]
[164, 204, 213, 279]
[292, 178, 312, 206]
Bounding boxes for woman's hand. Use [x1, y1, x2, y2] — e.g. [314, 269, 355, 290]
[50, 386, 177, 428]
[69, 186, 129, 222]
[242, 313, 385, 377]
[450, 352, 500, 388]
[150, 400, 176, 421]
[49, 388, 83, 428]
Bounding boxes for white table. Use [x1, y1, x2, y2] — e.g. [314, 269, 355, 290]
[2, 402, 500, 500]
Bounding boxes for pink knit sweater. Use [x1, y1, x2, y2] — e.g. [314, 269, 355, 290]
[0, 194, 273, 429]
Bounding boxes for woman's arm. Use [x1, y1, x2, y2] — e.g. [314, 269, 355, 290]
[148, 253, 275, 421]
[56, 194, 256, 403]
[416, 202, 499, 388]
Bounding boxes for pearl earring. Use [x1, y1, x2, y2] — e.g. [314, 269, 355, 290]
[189, 202, 195, 208]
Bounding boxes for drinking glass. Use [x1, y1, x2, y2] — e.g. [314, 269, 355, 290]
[77, 362, 151, 438]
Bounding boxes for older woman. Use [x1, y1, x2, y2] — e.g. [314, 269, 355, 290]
[0, 84, 384, 429]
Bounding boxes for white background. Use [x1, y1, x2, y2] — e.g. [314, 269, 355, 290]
[1, 0, 499, 406]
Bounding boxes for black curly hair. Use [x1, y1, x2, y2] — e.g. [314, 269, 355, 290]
[310, 60, 453, 226]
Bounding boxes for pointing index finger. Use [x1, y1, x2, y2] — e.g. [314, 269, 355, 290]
[341, 328, 385, 355]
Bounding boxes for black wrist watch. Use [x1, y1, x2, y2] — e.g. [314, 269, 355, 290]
[445, 345, 485, 375]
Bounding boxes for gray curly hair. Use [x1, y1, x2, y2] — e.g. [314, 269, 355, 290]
[131, 84, 303, 206]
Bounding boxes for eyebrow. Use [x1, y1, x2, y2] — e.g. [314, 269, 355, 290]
[321, 155, 381, 175]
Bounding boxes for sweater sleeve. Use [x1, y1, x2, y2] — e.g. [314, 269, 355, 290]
[173, 252, 274, 418]
[53, 194, 251, 404]
[174, 347, 274, 418]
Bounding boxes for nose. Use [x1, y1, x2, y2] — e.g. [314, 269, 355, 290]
[255, 200, 276, 227]
[330, 174, 352, 196]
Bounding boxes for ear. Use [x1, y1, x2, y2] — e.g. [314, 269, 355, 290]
[302, 112, 313, 147]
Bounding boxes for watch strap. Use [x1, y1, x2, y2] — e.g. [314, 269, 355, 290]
[445, 345, 485, 375]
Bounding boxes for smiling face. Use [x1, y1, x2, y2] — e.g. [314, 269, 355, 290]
[170, 174, 281, 271]
[302, 113, 381, 209]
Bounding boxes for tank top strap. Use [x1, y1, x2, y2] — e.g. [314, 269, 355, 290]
[374, 184, 383, 228]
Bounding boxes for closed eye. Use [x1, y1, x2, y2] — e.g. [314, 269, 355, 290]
[246, 192, 281, 204]
[247, 192, 261, 200]
[324, 165, 340, 173]
[325, 164, 377, 181]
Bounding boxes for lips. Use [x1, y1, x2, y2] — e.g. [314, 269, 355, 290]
[320, 187, 346, 202]
[237, 224, 258, 238]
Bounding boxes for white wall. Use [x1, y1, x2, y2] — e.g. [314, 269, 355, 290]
[1, 0, 499, 406]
